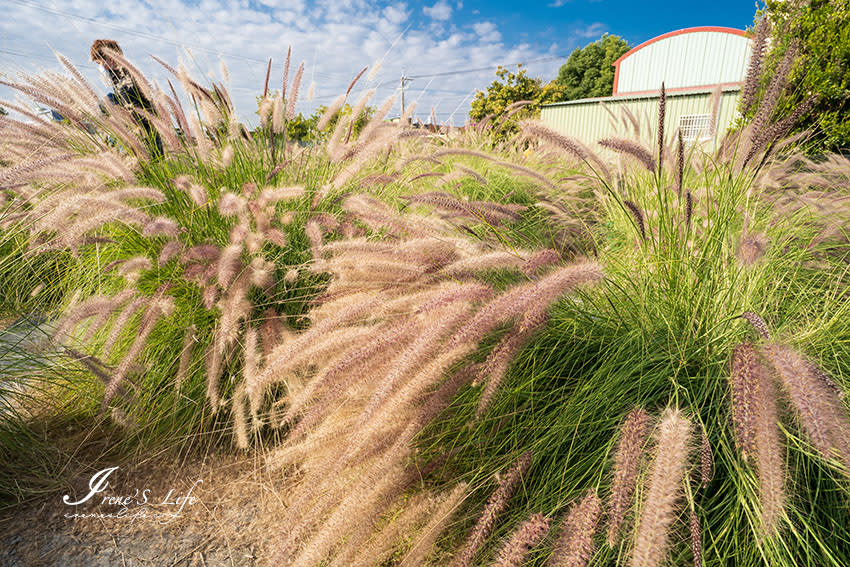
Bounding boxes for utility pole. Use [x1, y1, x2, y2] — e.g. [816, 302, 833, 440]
[400, 73, 412, 123]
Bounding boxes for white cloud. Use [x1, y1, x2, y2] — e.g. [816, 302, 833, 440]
[423, 1, 452, 21]
[0, 0, 562, 125]
[382, 3, 409, 25]
[472, 22, 501, 44]
[576, 22, 608, 38]
[548, 0, 571, 7]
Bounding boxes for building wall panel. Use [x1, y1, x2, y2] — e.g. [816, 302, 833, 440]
[540, 90, 741, 152]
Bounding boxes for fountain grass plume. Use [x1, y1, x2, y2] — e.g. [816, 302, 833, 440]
[606, 407, 651, 546]
[744, 43, 799, 166]
[762, 343, 850, 473]
[286, 62, 305, 121]
[631, 408, 692, 567]
[622, 200, 647, 242]
[700, 428, 713, 489]
[730, 343, 764, 461]
[674, 130, 684, 196]
[657, 83, 666, 164]
[729, 341, 786, 532]
[690, 509, 702, 567]
[475, 312, 549, 418]
[599, 138, 656, 173]
[740, 311, 770, 340]
[280, 45, 291, 101]
[491, 512, 550, 567]
[452, 452, 533, 567]
[741, 16, 771, 115]
[400, 483, 468, 567]
[551, 489, 601, 567]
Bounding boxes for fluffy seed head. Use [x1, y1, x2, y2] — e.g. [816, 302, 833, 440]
[700, 429, 713, 489]
[606, 408, 651, 546]
[551, 489, 602, 567]
[452, 452, 533, 567]
[657, 82, 666, 162]
[741, 311, 770, 340]
[630, 408, 691, 567]
[522, 248, 560, 275]
[762, 343, 850, 474]
[599, 138, 656, 173]
[143, 216, 179, 238]
[729, 343, 786, 532]
[730, 342, 763, 459]
[491, 513, 550, 567]
[623, 200, 647, 241]
[219, 192, 245, 216]
[218, 244, 242, 288]
[689, 509, 702, 567]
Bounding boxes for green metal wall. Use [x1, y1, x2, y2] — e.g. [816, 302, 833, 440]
[540, 88, 741, 151]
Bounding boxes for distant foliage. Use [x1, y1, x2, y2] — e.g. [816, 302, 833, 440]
[255, 95, 374, 143]
[312, 102, 375, 139]
[468, 65, 565, 139]
[554, 34, 631, 100]
[469, 66, 543, 124]
[752, 2, 850, 152]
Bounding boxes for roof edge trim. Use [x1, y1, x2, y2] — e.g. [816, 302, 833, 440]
[540, 84, 741, 108]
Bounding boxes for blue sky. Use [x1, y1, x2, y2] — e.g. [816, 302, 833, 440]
[0, 0, 762, 124]
[454, 1, 759, 49]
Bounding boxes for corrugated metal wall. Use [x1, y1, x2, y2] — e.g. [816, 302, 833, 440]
[540, 89, 741, 150]
[616, 31, 751, 93]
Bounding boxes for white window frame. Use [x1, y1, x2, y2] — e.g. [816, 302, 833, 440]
[678, 114, 712, 143]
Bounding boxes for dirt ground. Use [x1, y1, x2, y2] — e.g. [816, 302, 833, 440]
[0, 452, 291, 567]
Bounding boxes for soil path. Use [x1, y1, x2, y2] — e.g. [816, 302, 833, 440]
[0, 454, 289, 567]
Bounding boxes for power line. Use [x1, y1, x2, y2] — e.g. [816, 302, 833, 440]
[7, 0, 339, 80]
[407, 55, 566, 79]
[9, 0, 267, 64]
[4, 1, 567, 122]
[11, 0, 568, 84]
[8, 0, 570, 88]
[0, 46, 98, 69]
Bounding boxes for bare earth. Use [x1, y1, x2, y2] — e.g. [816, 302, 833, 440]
[0, 453, 290, 567]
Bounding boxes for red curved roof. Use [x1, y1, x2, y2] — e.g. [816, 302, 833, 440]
[614, 26, 748, 66]
[612, 26, 748, 94]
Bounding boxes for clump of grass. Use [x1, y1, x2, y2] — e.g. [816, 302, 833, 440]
[0, 50, 431, 459]
[411, 53, 850, 567]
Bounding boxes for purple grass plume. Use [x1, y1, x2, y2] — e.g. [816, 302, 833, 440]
[606, 408, 651, 546]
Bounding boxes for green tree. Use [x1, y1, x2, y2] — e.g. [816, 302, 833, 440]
[469, 64, 543, 121]
[0, 106, 6, 116]
[284, 112, 317, 143]
[468, 64, 546, 136]
[756, 1, 850, 151]
[554, 34, 631, 100]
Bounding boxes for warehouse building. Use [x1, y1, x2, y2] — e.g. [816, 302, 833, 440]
[541, 27, 753, 148]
